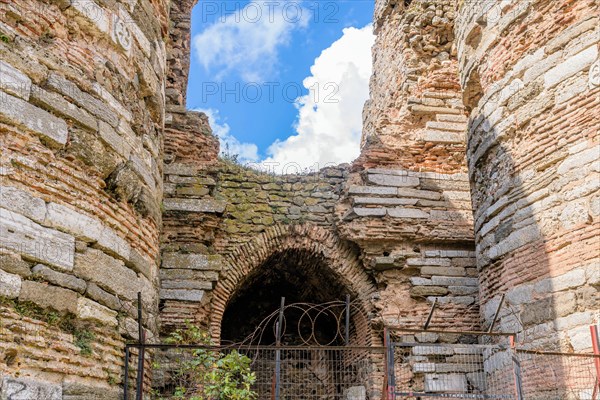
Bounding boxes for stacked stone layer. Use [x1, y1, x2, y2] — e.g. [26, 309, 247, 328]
[456, 0, 599, 350]
[0, 0, 168, 395]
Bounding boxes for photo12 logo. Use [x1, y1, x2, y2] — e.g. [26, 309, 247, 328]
[199, 81, 339, 104]
[198, 1, 339, 24]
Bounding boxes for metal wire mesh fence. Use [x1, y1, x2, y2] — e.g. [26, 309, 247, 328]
[125, 344, 385, 400]
[384, 328, 600, 400]
[389, 342, 516, 399]
[517, 350, 600, 400]
[124, 343, 600, 400]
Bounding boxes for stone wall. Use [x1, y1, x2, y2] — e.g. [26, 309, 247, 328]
[349, 0, 480, 331]
[1, 0, 599, 397]
[456, 0, 599, 350]
[159, 0, 482, 343]
[0, 0, 168, 395]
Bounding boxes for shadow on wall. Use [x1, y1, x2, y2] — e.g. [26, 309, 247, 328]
[462, 17, 600, 394]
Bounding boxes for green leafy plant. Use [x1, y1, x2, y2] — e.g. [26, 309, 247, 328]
[73, 328, 95, 356]
[159, 322, 257, 400]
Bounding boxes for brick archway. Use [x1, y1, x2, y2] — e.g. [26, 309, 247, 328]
[210, 223, 379, 345]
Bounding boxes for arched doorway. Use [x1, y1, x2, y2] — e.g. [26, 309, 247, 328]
[209, 224, 378, 345]
[221, 248, 362, 346]
[211, 225, 380, 398]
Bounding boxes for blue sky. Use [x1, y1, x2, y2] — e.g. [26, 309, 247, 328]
[187, 0, 375, 171]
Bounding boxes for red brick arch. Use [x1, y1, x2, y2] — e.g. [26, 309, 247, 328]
[209, 223, 379, 345]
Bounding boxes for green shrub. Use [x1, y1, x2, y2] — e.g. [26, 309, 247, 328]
[159, 322, 257, 400]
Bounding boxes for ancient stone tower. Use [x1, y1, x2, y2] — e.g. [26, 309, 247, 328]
[0, 0, 598, 397]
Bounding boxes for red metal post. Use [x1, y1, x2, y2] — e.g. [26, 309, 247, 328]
[591, 325, 600, 400]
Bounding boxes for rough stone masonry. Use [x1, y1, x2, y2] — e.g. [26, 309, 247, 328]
[0, 0, 598, 398]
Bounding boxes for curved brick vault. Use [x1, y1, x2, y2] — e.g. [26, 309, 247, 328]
[209, 224, 379, 345]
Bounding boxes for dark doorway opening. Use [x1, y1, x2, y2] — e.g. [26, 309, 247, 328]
[221, 249, 357, 345]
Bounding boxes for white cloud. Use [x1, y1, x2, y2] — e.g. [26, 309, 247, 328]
[193, 1, 310, 82]
[262, 24, 375, 172]
[196, 108, 260, 163]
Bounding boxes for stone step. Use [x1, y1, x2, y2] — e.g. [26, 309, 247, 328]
[353, 197, 418, 206]
[367, 173, 420, 187]
[353, 207, 387, 217]
[420, 130, 465, 144]
[387, 207, 429, 219]
[422, 90, 458, 99]
[437, 113, 468, 123]
[425, 121, 467, 132]
[409, 104, 462, 115]
[348, 185, 397, 196]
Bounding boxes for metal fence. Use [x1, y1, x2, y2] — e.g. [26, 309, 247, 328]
[517, 350, 600, 400]
[124, 344, 385, 400]
[384, 329, 600, 400]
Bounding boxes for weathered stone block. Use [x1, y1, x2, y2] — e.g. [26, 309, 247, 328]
[426, 121, 466, 132]
[74, 248, 138, 300]
[430, 296, 475, 305]
[448, 286, 478, 295]
[159, 289, 204, 302]
[353, 197, 417, 206]
[353, 207, 386, 217]
[86, 283, 122, 312]
[415, 332, 439, 343]
[344, 386, 366, 400]
[424, 373, 467, 393]
[466, 372, 486, 392]
[164, 163, 199, 176]
[367, 174, 420, 187]
[46, 73, 119, 127]
[161, 280, 213, 290]
[488, 224, 540, 260]
[30, 85, 98, 131]
[0, 269, 21, 298]
[0, 185, 46, 223]
[413, 346, 454, 356]
[98, 121, 132, 159]
[19, 280, 78, 314]
[32, 264, 86, 294]
[431, 276, 478, 286]
[1, 376, 62, 400]
[77, 297, 117, 326]
[544, 45, 598, 88]
[0, 208, 75, 271]
[421, 267, 466, 277]
[0, 90, 68, 146]
[0, 61, 32, 100]
[62, 379, 122, 400]
[388, 208, 429, 218]
[162, 253, 222, 270]
[436, 363, 473, 373]
[410, 286, 449, 297]
[421, 130, 464, 143]
[348, 185, 397, 195]
[397, 188, 441, 200]
[0, 253, 31, 277]
[413, 362, 436, 373]
[163, 198, 226, 213]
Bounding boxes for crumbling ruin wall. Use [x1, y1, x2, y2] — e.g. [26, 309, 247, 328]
[160, 0, 482, 354]
[0, 0, 168, 396]
[1, 0, 598, 397]
[350, 0, 481, 331]
[456, 0, 599, 351]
